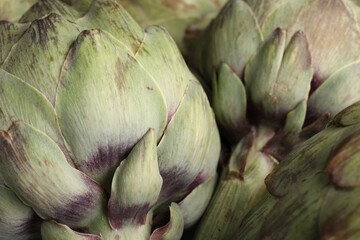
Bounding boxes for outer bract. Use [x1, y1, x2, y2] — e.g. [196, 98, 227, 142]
[0, 0, 220, 239]
[236, 102, 360, 239]
[32, 0, 227, 53]
[189, 0, 360, 239]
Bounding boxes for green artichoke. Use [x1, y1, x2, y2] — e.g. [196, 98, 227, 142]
[0, 0, 220, 239]
[236, 101, 360, 239]
[189, 0, 360, 238]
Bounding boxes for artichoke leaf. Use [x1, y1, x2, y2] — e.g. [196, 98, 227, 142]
[308, 62, 360, 119]
[212, 63, 247, 143]
[269, 31, 312, 118]
[19, 0, 80, 23]
[198, 117, 221, 179]
[333, 101, 360, 126]
[178, 174, 217, 228]
[135, 25, 190, 121]
[200, 0, 263, 80]
[245, 29, 312, 123]
[235, 192, 277, 240]
[56, 29, 167, 187]
[262, 0, 360, 84]
[0, 121, 106, 229]
[150, 203, 184, 240]
[41, 221, 101, 240]
[157, 80, 214, 201]
[243, 0, 288, 26]
[265, 125, 356, 197]
[0, 69, 71, 163]
[1, 13, 83, 104]
[261, 173, 329, 240]
[108, 129, 163, 229]
[282, 99, 307, 142]
[245, 28, 286, 122]
[77, 0, 144, 54]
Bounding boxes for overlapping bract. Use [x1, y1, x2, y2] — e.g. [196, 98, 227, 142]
[0, 0, 220, 239]
[189, 0, 360, 239]
[192, 0, 360, 139]
[236, 102, 360, 239]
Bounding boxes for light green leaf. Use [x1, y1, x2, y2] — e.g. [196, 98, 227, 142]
[108, 129, 163, 229]
[0, 122, 106, 229]
[56, 29, 167, 187]
[150, 203, 184, 240]
[308, 62, 360, 119]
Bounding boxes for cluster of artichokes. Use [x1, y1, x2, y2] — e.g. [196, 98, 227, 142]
[0, 0, 220, 239]
[1, 0, 360, 239]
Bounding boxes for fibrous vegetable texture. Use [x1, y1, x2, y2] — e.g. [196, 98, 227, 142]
[237, 102, 360, 239]
[0, 0, 220, 239]
[188, 0, 360, 239]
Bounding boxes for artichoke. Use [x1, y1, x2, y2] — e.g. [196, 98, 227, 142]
[0, 0, 220, 239]
[189, 0, 360, 238]
[236, 101, 360, 239]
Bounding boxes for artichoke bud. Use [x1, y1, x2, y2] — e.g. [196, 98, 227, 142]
[333, 101, 360, 126]
[197, 0, 263, 81]
[261, 0, 360, 87]
[150, 203, 184, 240]
[245, 28, 312, 127]
[108, 129, 163, 230]
[212, 63, 248, 144]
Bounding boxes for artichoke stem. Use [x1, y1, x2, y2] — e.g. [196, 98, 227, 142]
[194, 126, 276, 239]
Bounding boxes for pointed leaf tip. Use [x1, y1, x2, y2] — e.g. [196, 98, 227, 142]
[150, 203, 184, 240]
[109, 129, 162, 229]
